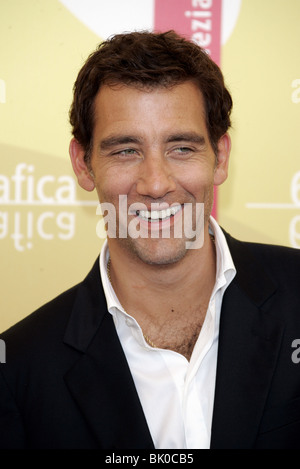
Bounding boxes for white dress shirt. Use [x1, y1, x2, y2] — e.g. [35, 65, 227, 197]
[99, 216, 236, 449]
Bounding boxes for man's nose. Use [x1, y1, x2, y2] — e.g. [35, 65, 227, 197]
[135, 154, 176, 199]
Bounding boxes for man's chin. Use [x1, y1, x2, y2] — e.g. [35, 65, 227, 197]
[120, 237, 188, 266]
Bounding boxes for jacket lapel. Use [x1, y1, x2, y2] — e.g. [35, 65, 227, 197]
[63, 259, 154, 449]
[210, 233, 285, 448]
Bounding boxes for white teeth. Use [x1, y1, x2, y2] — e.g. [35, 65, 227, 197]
[136, 205, 181, 221]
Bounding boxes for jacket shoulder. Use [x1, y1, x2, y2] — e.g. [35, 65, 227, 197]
[1, 257, 101, 343]
[233, 236, 300, 270]
[225, 230, 300, 293]
[0, 283, 80, 363]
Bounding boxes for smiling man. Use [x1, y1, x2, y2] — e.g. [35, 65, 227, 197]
[1, 31, 300, 450]
[71, 80, 229, 262]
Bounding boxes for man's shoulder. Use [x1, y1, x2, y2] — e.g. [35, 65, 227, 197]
[1, 257, 101, 350]
[225, 230, 300, 288]
[225, 230, 300, 262]
[0, 283, 79, 355]
[235, 236, 300, 265]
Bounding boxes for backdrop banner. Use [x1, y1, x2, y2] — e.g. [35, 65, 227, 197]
[0, 0, 299, 331]
[154, 0, 223, 218]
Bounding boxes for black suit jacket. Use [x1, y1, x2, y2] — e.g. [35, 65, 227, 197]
[1, 232, 300, 449]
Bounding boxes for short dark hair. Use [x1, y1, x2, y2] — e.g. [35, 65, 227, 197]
[69, 30, 232, 162]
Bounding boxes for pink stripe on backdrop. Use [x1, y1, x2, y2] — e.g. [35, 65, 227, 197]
[154, 0, 223, 219]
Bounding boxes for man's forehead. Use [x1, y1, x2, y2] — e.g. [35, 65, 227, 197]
[95, 80, 204, 101]
[93, 81, 208, 142]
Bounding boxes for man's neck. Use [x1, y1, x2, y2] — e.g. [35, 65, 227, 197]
[106, 230, 216, 331]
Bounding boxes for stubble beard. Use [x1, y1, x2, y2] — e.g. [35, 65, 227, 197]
[113, 192, 213, 266]
[118, 235, 189, 266]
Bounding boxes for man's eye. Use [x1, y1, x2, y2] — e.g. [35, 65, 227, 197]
[114, 148, 137, 156]
[174, 147, 193, 154]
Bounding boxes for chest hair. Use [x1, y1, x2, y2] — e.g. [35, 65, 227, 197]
[143, 305, 208, 361]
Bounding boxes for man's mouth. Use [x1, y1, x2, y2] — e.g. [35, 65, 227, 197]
[135, 204, 182, 222]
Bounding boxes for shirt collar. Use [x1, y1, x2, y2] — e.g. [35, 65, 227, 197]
[99, 239, 124, 315]
[209, 216, 236, 296]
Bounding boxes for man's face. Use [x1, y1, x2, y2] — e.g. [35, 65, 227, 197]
[71, 80, 230, 265]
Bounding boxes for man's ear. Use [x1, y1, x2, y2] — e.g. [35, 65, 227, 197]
[213, 133, 231, 186]
[69, 138, 95, 192]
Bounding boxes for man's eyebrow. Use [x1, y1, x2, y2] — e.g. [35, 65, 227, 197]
[166, 132, 206, 145]
[98, 132, 206, 151]
[99, 135, 142, 150]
